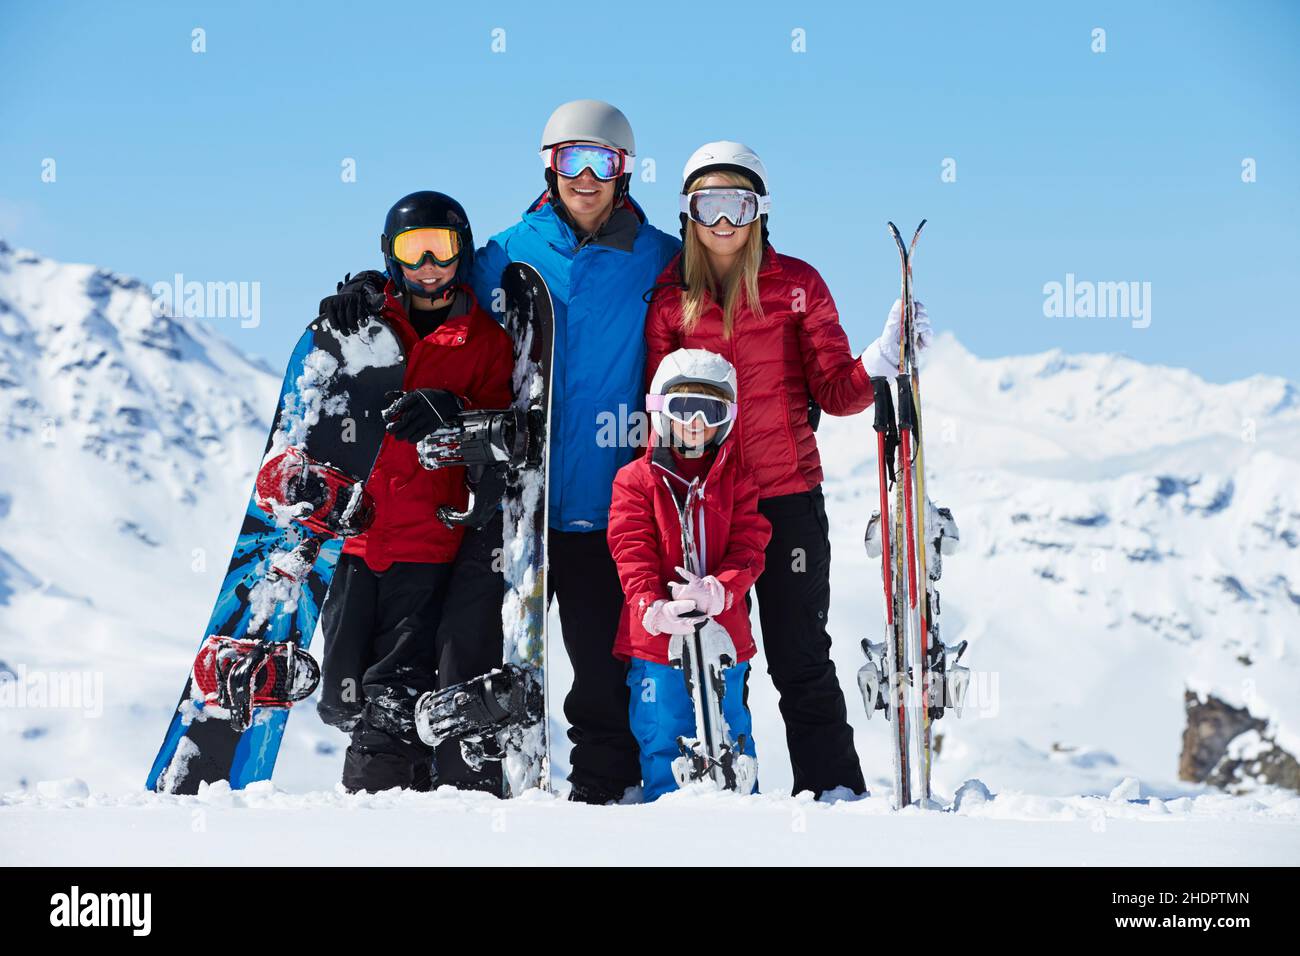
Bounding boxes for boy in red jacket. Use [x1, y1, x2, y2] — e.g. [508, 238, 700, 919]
[317, 191, 513, 793]
[606, 348, 771, 801]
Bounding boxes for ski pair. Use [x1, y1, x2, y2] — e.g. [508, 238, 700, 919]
[857, 221, 970, 809]
[666, 481, 756, 794]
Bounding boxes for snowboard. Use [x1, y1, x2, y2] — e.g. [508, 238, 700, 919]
[412, 262, 554, 796]
[146, 313, 405, 794]
[487, 261, 553, 796]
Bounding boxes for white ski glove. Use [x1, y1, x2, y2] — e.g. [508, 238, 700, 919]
[860, 298, 931, 379]
[668, 567, 727, 617]
[642, 598, 699, 636]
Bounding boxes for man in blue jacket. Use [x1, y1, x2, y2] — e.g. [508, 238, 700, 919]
[471, 100, 680, 803]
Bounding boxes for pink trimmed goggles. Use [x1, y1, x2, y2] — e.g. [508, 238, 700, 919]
[647, 392, 737, 428]
[540, 143, 629, 181]
[680, 188, 771, 227]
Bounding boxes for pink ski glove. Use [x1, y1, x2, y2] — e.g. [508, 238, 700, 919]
[669, 567, 727, 618]
[642, 599, 700, 636]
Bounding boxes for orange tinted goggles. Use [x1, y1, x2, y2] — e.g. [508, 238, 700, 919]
[390, 228, 462, 268]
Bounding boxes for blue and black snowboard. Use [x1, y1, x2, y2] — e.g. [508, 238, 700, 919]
[147, 313, 406, 794]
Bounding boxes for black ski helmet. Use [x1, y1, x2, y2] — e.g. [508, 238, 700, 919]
[380, 191, 475, 300]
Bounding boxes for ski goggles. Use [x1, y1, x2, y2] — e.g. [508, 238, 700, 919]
[389, 227, 462, 269]
[680, 188, 771, 227]
[646, 392, 737, 428]
[539, 142, 630, 181]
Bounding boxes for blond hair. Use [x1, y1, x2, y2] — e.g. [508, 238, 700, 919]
[680, 170, 765, 339]
[666, 381, 730, 401]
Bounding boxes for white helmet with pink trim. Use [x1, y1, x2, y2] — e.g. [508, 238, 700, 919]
[647, 348, 738, 446]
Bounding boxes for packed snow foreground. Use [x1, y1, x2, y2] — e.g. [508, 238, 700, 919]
[3, 776, 1298, 866]
[1, 244, 1299, 864]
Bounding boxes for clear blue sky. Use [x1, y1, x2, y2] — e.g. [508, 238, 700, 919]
[2, 0, 1296, 382]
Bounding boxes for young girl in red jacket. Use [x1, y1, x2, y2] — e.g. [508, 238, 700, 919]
[645, 143, 935, 798]
[607, 348, 772, 801]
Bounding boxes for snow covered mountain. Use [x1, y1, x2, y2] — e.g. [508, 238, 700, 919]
[1, 240, 1297, 815]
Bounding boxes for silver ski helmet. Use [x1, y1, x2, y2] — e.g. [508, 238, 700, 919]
[648, 348, 738, 447]
[540, 99, 636, 205]
[679, 140, 770, 246]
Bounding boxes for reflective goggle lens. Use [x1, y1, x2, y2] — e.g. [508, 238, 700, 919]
[682, 188, 764, 227]
[391, 228, 461, 268]
[551, 143, 625, 180]
[662, 393, 735, 427]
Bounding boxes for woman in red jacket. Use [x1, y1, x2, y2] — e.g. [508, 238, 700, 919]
[317, 191, 514, 794]
[607, 348, 771, 801]
[645, 143, 933, 798]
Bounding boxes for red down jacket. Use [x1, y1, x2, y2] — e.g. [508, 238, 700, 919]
[607, 443, 772, 665]
[645, 247, 874, 499]
[342, 282, 513, 571]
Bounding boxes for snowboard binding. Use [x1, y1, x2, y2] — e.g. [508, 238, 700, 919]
[417, 407, 547, 531]
[413, 664, 544, 757]
[190, 636, 321, 733]
[416, 408, 529, 470]
[255, 446, 375, 538]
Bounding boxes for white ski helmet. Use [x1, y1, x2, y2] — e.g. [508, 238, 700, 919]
[648, 348, 738, 446]
[679, 141, 770, 244]
[681, 141, 769, 196]
[540, 99, 636, 155]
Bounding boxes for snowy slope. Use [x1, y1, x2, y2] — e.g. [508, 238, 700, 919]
[1, 244, 1298, 863]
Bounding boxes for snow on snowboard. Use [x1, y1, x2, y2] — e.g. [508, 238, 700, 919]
[146, 312, 405, 794]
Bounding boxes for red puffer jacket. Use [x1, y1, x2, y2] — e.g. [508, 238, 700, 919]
[607, 443, 772, 665]
[342, 282, 514, 571]
[645, 247, 873, 499]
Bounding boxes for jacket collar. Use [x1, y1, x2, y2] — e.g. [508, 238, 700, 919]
[647, 441, 732, 499]
[382, 283, 481, 348]
[522, 193, 648, 254]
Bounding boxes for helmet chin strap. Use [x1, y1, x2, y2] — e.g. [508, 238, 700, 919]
[404, 276, 455, 301]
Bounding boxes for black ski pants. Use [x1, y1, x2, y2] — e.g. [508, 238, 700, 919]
[755, 486, 867, 797]
[549, 528, 641, 795]
[319, 554, 451, 792]
[428, 512, 508, 793]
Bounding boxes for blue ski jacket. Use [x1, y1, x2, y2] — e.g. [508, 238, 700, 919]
[472, 194, 680, 532]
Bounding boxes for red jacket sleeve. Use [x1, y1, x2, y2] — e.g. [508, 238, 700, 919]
[712, 471, 771, 606]
[644, 288, 682, 391]
[796, 266, 874, 416]
[606, 465, 669, 622]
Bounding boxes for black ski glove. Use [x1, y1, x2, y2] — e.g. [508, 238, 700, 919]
[319, 270, 388, 336]
[383, 389, 465, 444]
